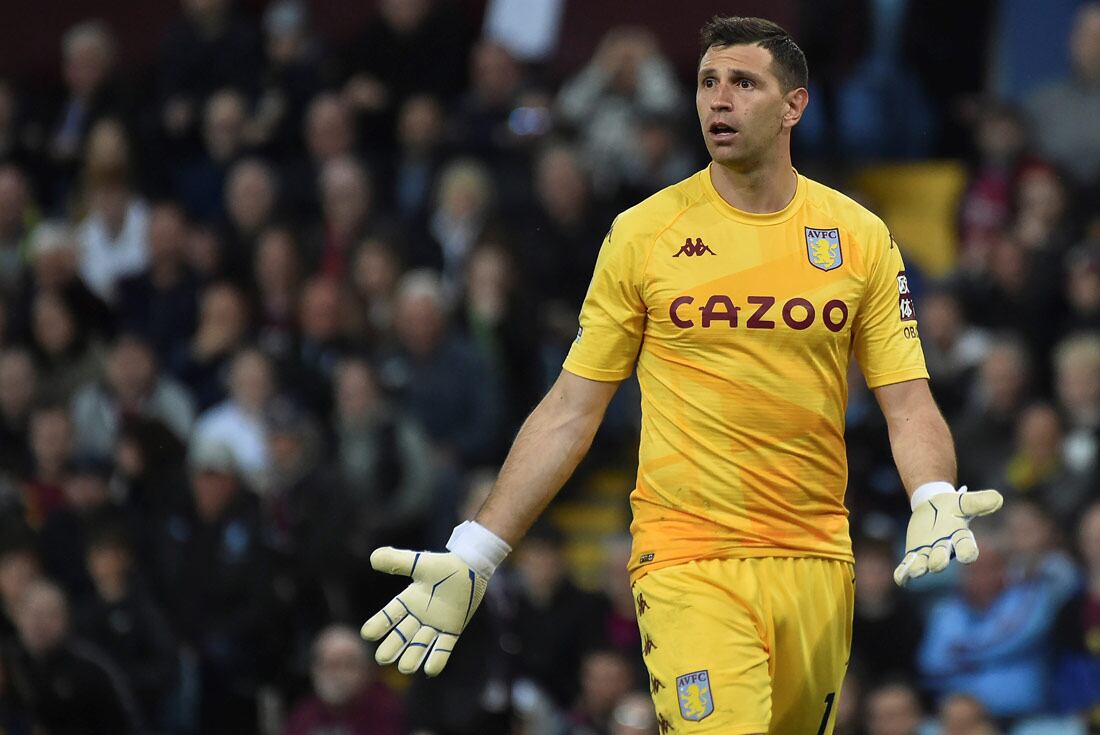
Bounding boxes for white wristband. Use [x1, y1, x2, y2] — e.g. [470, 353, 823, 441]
[910, 481, 961, 511]
[446, 521, 512, 579]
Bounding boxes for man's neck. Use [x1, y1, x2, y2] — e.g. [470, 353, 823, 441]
[708, 156, 797, 214]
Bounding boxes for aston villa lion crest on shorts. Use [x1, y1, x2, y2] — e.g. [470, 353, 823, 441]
[676, 670, 714, 721]
[806, 227, 843, 271]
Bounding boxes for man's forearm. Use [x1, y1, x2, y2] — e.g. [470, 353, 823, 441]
[888, 403, 957, 496]
[473, 374, 612, 546]
[877, 379, 957, 496]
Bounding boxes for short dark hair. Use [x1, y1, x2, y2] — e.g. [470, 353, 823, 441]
[699, 16, 808, 91]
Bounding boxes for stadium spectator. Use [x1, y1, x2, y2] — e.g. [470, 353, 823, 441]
[174, 88, 250, 221]
[609, 690, 659, 735]
[20, 404, 74, 529]
[332, 358, 435, 559]
[221, 158, 278, 281]
[0, 165, 35, 296]
[348, 236, 402, 346]
[918, 526, 1060, 718]
[382, 269, 502, 467]
[0, 541, 40, 638]
[521, 143, 611, 309]
[191, 347, 276, 489]
[1053, 502, 1100, 719]
[938, 693, 1000, 735]
[28, 290, 103, 404]
[280, 92, 356, 217]
[452, 40, 528, 164]
[1053, 334, 1100, 482]
[115, 201, 200, 373]
[958, 103, 1034, 270]
[556, 26, 682, 194]
[618, 110, 697, 207]
[112, 415, 189, 525]
[567, 648, 636, 735]
[1025, 3, 1100, 186]
[422, 158, 498, 288]
[20, 219, 114, 340]
[1062, 245, 1100, 337]
[284, 625, 404, 735]
[343, 0, 471, 147]
[863, 680, 925, 735]
[38, 452, 129, 599]
[851, 536, 923, 682]
[74, 152, 149, 305]
[150, 437, 272, 735]
[596, 536, 645, 688]
[48, 22, 128, 189]
[251, 224, 302, 360]
[386, 94, 445, 223]
[263, 398, 352, 625]
[283, 275, 354, 418]
[954, 338, 1033, 488]
[73, 526, 178, 725]
[71, 332, 195, 455]
[180, 280, 251, 409]
[909, 286, 989, 420]
[3, 579, 140, 734]
[310, 155, 375, 279]
[460, 241, 543, 438]
[996, 403, 1095, 527]
[157, 0, 261, 142]
[0, 348, 36, 480]
[253, 0, 332, 158]
[512, 523, 607, 708]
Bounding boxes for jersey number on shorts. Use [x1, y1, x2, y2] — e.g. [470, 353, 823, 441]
[815, 691, 836, 735]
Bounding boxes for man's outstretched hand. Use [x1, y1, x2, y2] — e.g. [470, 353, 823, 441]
[360, 548, 487, 676]
[894, 487, 1004, 587]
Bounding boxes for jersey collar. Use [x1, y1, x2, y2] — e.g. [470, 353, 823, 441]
[701, 165, 806, 225]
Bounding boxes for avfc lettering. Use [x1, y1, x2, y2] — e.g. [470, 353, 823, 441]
[670, 294, 850, 332]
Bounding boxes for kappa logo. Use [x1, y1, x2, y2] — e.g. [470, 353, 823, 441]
[674, 237, 716, 257]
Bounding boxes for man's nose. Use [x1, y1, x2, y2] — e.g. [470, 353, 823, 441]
[710, 85, 733, 110]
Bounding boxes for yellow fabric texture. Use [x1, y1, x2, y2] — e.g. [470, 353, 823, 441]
[563, 167, 928, 580]
[634, 557, 855, 734]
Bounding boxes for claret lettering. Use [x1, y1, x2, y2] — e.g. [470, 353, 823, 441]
[669, 294, 850, 331]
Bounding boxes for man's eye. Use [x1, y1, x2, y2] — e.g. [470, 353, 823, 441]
[702, 78, 716, 88]
[738, 79, 754, 89]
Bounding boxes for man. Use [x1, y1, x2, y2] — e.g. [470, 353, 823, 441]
[362, 17, 1002, 734]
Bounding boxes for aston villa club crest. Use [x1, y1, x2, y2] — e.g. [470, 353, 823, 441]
[676, 670, 714, 721]
[806, 227, 843, 271]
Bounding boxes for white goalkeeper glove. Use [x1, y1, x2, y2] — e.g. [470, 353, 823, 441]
[360, 521, 511, 676]
[893, 482, 1003, 587]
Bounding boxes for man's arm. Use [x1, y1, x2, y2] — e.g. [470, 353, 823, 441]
[873, 378, 956, 495]
[475, 369, 621, 545]
[874, 378, 1002, 586]
[360, 368, 621, 674]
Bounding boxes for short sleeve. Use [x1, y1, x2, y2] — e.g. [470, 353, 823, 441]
[562, 219, 647, 382]
[852, 227, 929, 389]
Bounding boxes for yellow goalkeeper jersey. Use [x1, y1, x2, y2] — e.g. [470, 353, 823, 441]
[563, 166, 928, 580]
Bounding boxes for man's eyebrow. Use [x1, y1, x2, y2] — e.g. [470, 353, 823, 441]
[698, 67, 763, 81]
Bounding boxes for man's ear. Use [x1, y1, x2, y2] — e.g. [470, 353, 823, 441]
[782, 87, 809, 129]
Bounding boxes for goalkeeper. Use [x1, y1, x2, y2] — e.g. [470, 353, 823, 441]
[362, 15, 1001, 735]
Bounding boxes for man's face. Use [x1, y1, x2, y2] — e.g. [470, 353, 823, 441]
[696, 43, 794, 170]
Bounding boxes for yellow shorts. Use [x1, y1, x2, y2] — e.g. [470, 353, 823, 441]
[633, 556, 854, 734]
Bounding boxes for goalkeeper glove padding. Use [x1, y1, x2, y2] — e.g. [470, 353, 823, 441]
[360, 521, 510, 676]
[893, 483, 1003, 587]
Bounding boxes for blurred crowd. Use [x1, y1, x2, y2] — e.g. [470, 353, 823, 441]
[0, 0, 1098, 733]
